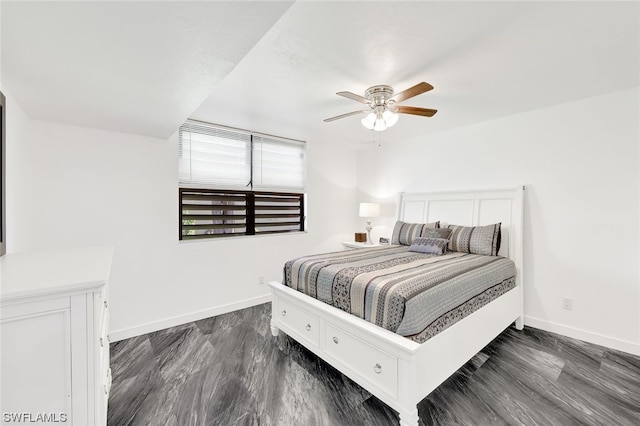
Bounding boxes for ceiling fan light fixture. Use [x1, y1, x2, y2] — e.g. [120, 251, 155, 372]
[364, 108, 398, 131]
[383, 109, 399, 128]
[373, 117, 387, 132]
[361, 112, 376, 129]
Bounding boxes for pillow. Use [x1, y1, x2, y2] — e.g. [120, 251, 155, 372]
[421, 228, 452, 240]
[408, 237, 449, 255]
[447, 223, 501, 256]
[391, 221, 440, 245]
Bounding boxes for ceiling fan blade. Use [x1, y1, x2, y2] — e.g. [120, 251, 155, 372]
[323, 110, 367, 122]
[391, 82, 434, 103]
[396, 106, 438, 117]
[336, 91, 369, 104]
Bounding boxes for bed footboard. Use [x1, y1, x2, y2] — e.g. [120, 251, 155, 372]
[269, 281, 522, 426]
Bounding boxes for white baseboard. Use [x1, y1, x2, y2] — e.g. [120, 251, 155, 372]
[524, 316, 640, 356]
[109, 294, 273, 342]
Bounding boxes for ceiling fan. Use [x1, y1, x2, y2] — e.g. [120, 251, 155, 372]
[324, 82, 437, 132]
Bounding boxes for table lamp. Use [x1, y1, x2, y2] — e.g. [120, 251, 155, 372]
[359, 203, 380, 244]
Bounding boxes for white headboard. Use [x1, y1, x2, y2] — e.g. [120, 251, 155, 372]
[397, 187, 524, 285]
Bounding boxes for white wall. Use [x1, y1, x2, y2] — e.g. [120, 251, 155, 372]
[5, 95, 359, 339]
[357, 87, 640, 354]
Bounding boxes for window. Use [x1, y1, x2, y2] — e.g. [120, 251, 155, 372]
[178, 120, 305, 240]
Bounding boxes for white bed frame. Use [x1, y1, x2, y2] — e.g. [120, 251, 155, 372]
[269, 187, 524, 426]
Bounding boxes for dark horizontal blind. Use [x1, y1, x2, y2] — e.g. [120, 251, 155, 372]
[180, 189, 248, 239]
[180, 189, 304, 240]
[255, 192, 305, 235]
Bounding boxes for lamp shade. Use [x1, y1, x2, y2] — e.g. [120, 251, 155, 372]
[361, 109, 399, 132]
[359, 203, 380, 218]
[361, 112, 376, 130]
[383, 110, 399, 127]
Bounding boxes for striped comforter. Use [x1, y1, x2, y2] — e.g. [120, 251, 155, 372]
[283, 246, 516, 344]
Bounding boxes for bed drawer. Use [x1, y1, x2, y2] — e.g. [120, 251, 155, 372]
[324, 322, 398, 399]
[277, 298, 320, 348]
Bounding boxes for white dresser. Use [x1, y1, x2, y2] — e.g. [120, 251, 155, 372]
[0, 247, 113, 426]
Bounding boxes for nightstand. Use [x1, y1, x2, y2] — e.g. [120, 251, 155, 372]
[342, 241, 381, 250]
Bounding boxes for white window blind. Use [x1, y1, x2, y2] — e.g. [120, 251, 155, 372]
[252, 135, 305, 191]
[179, 120, 306, 192]
[179, 121, 251, 188]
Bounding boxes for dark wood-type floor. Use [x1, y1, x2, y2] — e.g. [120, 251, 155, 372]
[107, 303, 640, 426]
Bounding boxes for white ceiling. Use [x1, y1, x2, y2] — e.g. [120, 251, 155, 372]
[1, 1, 294, 138]
[2, 1, 639, 145]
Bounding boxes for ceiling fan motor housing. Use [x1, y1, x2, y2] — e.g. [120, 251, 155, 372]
[365, 85, 394, 107]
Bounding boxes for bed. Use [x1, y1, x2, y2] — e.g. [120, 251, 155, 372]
[268, 187, 524, 426]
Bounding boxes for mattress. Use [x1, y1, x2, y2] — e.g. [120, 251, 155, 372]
[283, 246, 516, 344]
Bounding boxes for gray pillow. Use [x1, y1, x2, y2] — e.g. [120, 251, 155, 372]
[391, 221, 440, 245]
[447, 223, 501, 256]
[408, 237, 449, 255]
[421, 228, 452, 240]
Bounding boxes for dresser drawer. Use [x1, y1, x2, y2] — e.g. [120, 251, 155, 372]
[95, 287, 108, 323]
[324, 322, 398, 398]
[277, 299, 319, 348]
[98, 367, 112, 425]
[98, 305, 109, 373]
[104, 367, 112, 397]
[99, 305, 109, 348]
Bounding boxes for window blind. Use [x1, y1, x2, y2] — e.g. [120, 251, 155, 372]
[179, 120, 305, 192]
[179, 121, 251, 188]
[252, 135, 305, 191]
[179, 189, 248, 239]
[179, 189, 304, 240]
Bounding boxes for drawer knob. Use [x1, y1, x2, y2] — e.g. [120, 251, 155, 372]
[100, 337, 104, 347]
[104, 385, 108, 395]
[373, 363, 382, 374]
[281, 310, 287, 317]
[104, 300, 108, 309]
[305, 324, 311, 331]
[332, 337, 339, 344]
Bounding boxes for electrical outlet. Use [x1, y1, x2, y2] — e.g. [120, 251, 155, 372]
[562, 297, 573, 310]
[258, 276, 264, 285]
